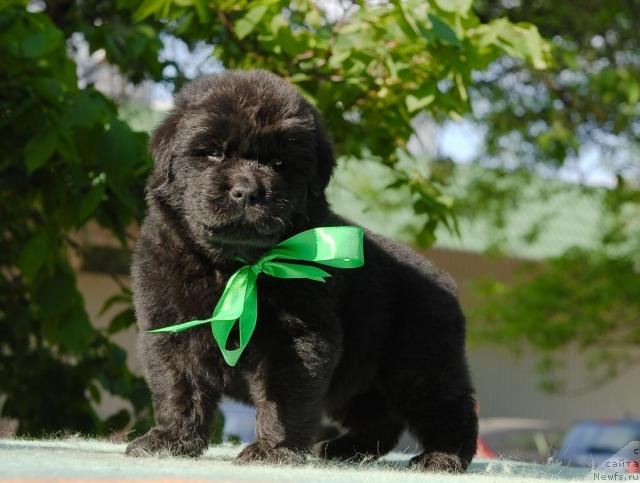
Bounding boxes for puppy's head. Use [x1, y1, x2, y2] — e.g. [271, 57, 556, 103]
[148, 70, 334, 251]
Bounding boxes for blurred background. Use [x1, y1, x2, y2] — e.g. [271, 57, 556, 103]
[1, 0, 639, 470]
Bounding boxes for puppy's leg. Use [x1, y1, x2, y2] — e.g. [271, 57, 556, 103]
[235, 328, 338, 465]
[386, 354, 478, 471]
[314, 390, 404, 462]
[126, 334, 220, 458]
[403, 389, 478, 472]
[234, 367, 326, 464]
[383, 278, 478, 472]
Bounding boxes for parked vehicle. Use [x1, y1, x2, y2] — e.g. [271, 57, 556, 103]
[475, 436, 498, 459]
[479, 418, 565, 463]
[398, 418, 565, 462]
[556, 419, 640, 472]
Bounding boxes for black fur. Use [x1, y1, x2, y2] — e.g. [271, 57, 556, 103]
[125, 70, 478, 472]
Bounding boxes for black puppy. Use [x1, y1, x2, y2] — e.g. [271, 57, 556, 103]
[125, 70, 478, 472]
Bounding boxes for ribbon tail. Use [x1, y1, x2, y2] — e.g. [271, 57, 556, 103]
[211, 269, 258, 366]
[211, 319, 238, 365]
[149, 318, 212, 333]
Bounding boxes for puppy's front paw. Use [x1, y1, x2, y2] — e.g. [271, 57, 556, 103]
[409, 451, 468, 473]
[234, 440, 306, 465]
[125, 427, 207, 458]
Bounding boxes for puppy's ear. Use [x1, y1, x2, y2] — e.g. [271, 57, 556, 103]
[147, 111, 180, 190]
[310, 112, 336, 197]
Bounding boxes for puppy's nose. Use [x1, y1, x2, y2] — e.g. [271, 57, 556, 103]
[229, 179, 261, 206]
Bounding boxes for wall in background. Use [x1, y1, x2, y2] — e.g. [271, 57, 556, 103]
[76, 249, 640, 428]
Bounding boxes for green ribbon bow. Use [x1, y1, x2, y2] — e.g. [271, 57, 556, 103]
[149, 226, 364, 366]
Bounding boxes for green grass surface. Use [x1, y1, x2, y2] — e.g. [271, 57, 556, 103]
[0, 438, 590, 482]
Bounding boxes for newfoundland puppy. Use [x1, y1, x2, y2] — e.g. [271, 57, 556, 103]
[125, 70, 478, 472]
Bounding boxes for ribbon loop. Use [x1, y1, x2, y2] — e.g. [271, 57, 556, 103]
[149, 226, 364, 366]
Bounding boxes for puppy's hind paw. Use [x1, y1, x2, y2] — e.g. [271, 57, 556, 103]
[234, 440, 306, 465]
[125, 428, 207, 458]
[409, 451, 468, 473]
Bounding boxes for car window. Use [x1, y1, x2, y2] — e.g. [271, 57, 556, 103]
[562, 424, 602, 450]
[588, 427, 639, 452]
[562, 424, 640, 453]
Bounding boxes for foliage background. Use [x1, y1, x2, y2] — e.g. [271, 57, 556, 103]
[1, 0, 637, 435]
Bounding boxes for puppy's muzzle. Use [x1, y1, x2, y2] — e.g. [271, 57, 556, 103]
[229, 176, 265, 207]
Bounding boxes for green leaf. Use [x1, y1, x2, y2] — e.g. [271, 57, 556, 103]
[194, 0, 211, 22]
[406, 94, 435, 113]
[434, 0, 473, 14]
[235, 5, 269, 40]
[65, 309, 96, 355]
[37, 270, 77, 317]
[21, 28, 63, 58]
[75, 183, 106, 225]
[518, 24, 548, 69]
[98, 291, 132, 317]
[277, 27, 306, 56]
[428, 14, 460, 46]
[88, 383, 102, 404]
[107, 308, 136, 335]
[97, 120, 138, 182]
[24, 130, 57, 173]
[18, 231, 48, 282]
[133, 0, 166, 22]
[405, 81, 437, 113]
[386, 178, 408, 190]
[69, 92, 108, 128]
[475, 19, 548, 69]
[391, 0, 419, 40]
[32, 78, 64, 103]
[415, 229, 436, 248]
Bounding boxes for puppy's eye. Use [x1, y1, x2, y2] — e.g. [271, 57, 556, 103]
[206, 149, 224, 162]
[270, 158, 283, 167]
